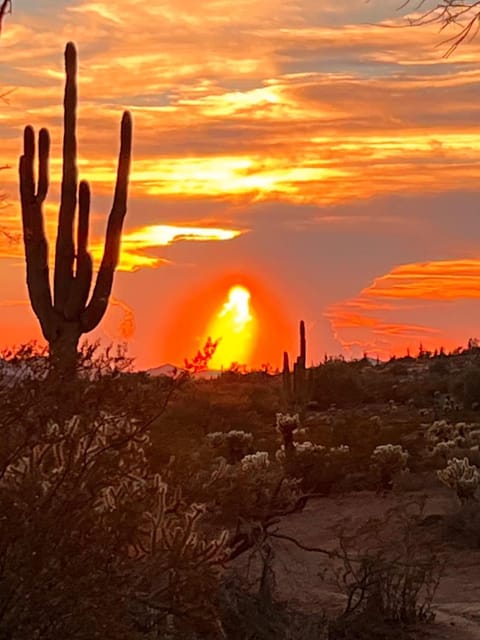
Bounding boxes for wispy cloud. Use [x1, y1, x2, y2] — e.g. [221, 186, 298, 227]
[327, 259, 480, 358]
[101, 224, 246, 270]
[0, 215, 245, 271]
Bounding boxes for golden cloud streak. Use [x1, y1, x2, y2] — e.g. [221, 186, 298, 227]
[0, 219, 244, 272]
[131, 157, 348, 200]
[365, 259, 480, 301]
[91, 224, 246, 271]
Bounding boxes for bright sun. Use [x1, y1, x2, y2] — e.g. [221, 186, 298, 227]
[206, 285, 256, 369]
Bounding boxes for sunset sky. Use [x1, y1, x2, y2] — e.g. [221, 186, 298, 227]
[2, 0, 480, 370]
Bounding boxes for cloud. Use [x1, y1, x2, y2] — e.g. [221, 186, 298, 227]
[2, 0, 480, 212]
[97, 224, 246, 271]
[0, 211, 246, 271]
[361, 259, 480, 301]
[327, 258, 480, 358]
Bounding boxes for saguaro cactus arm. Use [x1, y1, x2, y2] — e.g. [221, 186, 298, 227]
[19, 126, 56, 341]
[81, 111, 132, 332]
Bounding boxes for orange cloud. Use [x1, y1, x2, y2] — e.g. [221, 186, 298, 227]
[327, 258, 480, 359]
[0, 209, 245, 271]
[363, 259, 480, 300]
[2, 1, 480, 211]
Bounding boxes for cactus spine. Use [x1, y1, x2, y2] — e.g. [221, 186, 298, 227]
[19, 42, 132, 372]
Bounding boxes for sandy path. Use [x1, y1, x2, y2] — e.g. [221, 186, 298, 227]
[236, 489, 480, 639]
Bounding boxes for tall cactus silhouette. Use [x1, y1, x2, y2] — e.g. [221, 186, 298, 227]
[293, 320, 307, 407]
[19, 42, 132, 371]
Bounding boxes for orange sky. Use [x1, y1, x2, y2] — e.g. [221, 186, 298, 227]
[2, 1, 480, 368]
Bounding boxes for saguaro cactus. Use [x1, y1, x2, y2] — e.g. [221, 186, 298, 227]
[282, 351, 292, 402]
[293, 320, 307, 403]
[282, 321, 308, 411]
[19, 42, 132, 372]
[299, 319, 306, 367]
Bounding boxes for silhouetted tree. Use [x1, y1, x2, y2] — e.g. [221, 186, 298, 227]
[184, 336, 219, 373]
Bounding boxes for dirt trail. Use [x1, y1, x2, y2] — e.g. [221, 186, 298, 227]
[241, 490, 480, 639]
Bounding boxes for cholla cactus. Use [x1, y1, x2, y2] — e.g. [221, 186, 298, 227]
[371, 444, 409, 492]
[275, 441, 322, 462]
[275, 442, 348, 463]
[1, 412, 149, 495]
[275, 412, 300, 434]
[437, 457, 480, 504]
[331, 445, 350, 455]
[206, 429, 253, 463]
[206, 431, 228, 448]
[275, 412, 300, 457]
[295, 441, 326, 454]
[0, 410, 231, 637]
[468, 429, 480, 446]
[372, 444, 409, 469]
[427, 419, 456, 444]
[427, 420, 480, 462]
[433, 440, 457, 457]
[240, 451, 270, 472]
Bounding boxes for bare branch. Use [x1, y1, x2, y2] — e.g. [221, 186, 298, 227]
[401, 1, 480, 55]
[0, 0, 11, 37]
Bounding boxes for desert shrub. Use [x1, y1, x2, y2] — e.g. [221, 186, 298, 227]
[277, 442, 351, 494]
[0, 341, 176, 436]
[150, 375, 283, 462]
[218, 575, 328, 640]
[206, 429, 254, 464]
[329, 502, 442, 638]
[428, 357, 449, 375]
[328, 612, 414, 639]
[309, 362, 367, 409]
[327, 412, 382, 452]
[273, 411, 358, 493]
[164, 439, 302, 540]
[463, 366, 480, 409]
[0, 348, 230, 638]
[424, 419, 480, 474]
[370, 444, 409, 492]
[443, 501, 480, 548]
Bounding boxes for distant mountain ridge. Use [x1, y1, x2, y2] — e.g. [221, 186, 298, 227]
[146, 363, 222, 379]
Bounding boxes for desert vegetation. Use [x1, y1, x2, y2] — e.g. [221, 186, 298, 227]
[2, 331, 480, 638]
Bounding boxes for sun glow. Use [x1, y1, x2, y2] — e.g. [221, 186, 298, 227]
[206, 285, 256, 369]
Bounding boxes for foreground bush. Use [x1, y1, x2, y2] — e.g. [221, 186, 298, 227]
[330, 501, 443, 637]
[0, 348, 229, 638]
